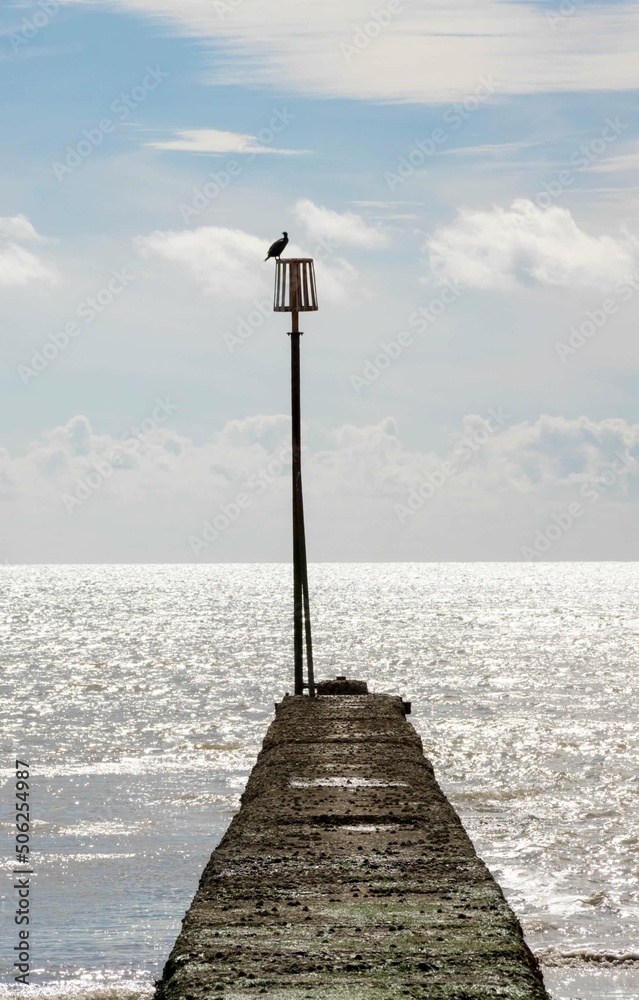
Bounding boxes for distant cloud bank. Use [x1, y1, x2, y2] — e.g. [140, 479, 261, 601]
[1, 411, 638, 562]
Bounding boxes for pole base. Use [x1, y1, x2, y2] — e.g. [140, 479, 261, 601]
[315, 677, 369, 696]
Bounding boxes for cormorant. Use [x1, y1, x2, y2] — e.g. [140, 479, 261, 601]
[264, 231, 289, 261]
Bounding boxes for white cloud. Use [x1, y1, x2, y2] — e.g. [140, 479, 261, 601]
[64, 0, 639, 103]
[465, 414, 639, 494]
[0, 215, 59, 288]
[136, 225, 268, 299]
[147, 128, 311, 156]
[2, 411, 638, 561]
[0, 245, 59, 289]
[0, 214, 47, 242]
[425, 199, 639, 291]
[308, 414, 639, 501]
[135, 223, 367, 303]
[312, 256, 363, 305]
[293, 199, 388, 249]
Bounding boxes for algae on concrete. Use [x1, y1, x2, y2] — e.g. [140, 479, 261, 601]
[156, 691, 550, 1000]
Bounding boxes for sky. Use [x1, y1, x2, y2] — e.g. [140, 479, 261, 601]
[1, 0, 639, 562]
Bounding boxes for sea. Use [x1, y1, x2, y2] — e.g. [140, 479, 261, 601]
[1, 563, 639, 1000]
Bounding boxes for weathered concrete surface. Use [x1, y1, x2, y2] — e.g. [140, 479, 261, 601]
[156, 692, 550, 1000]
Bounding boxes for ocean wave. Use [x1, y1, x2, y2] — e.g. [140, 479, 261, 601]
[539, 947, 639, 968]
[0, 973, 153, 1000]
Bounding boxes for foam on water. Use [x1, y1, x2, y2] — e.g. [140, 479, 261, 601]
[1, 563, 639, 999]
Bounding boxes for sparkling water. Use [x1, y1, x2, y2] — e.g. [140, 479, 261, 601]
[1, 563, 638, 999]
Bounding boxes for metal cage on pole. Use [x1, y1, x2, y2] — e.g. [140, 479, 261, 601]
[273, 258, 318, 697]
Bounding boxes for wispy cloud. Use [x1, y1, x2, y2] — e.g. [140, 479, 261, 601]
[589, 141, 639, 174]
[147, 128, 311, 156]
[442, 140, 542, 158]
[64, 0, 639, 103]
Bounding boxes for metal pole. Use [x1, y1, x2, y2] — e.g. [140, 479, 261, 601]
[296, 480, 315, 697]
[290, 310, 304, 696]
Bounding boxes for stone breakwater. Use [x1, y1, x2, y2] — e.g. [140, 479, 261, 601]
[156, 686, 550, 999]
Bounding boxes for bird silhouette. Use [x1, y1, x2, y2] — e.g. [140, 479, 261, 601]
[264, 231, 289, 262]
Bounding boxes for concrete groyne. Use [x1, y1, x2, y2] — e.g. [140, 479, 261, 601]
[156, 682, 549, 999]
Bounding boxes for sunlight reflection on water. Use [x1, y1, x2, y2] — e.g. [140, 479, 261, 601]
[1, 562, 638, 999]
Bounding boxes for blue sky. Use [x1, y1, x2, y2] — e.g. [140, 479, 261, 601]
[2, 0, 639, 561]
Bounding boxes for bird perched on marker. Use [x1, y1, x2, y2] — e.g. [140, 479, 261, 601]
[264, 231, 289, 261]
